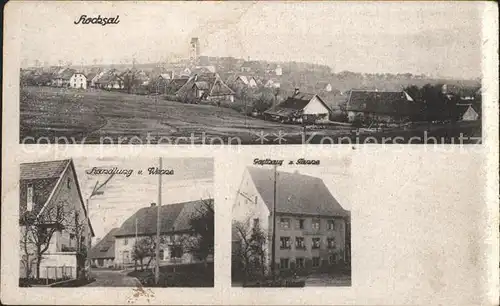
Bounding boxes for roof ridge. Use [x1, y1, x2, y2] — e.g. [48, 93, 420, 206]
[20, 159, 71, 165]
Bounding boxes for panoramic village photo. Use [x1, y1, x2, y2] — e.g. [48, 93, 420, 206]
[231, 161, 352, 287]
[18, 2, 482, 145]
[18, 157, 214, 287]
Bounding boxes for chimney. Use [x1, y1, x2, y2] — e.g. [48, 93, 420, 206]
[150, 203, 156, 207]
[294, 88, 300, 96]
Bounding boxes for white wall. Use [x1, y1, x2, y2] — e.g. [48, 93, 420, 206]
[70, 74, 87, 89]
[303, 96, 329, 116]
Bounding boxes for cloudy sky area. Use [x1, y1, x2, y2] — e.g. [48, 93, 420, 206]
[18, 2, 483, 79]
[72, 157, 213, 239]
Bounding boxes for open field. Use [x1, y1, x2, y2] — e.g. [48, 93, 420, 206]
[20, 86, 481, 144]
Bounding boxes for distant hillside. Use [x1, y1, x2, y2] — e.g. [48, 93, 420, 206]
[23, 55, 480, 112]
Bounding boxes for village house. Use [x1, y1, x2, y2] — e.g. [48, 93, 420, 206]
[86, 70, 104, 88]
[264, 89, 331, 124]
[69, 73, 87, 89]
[19, 159, 95, 279]
[228, 75, 258, 90]
[52, 68, 76, 87]
[345, 90, 417, 123]
[232, 167, 350, 273]
[164, 77, 189, 95]
[176, 73, 235, 103]
[113, 200, 214, 268]
[88, 228, 119, 268]
[94, 69, 124, 90]
[275, 65, 283, 76]
[240, 61, 264, 73]
[264, 78, 281, 89]
[457, 103, 480, 121]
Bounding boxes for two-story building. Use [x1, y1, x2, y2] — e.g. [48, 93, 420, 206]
[113, 199, 214, 268]
[19, 159, 95, 279]
[69, 73, 87, 89]
[232, 167, 350, 273]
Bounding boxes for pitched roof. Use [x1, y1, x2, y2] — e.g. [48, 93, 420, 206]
[246, 167, 348, 217]
[20, 159, 70, 180]
[114, 199, 213, 237]
[264, 92, 330, 117]
[166, 78, 189, 93]
[457, 103, 480, 117]
[346, 90, 417, 116]
[19, 159, 95, 236]
[88, 228, 119, 259]
[176, 73, 234, 97]
[58, 68, 77, 80]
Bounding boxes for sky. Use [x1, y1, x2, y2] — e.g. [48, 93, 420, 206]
[17, 1, 483, 79]
[73, 157, 214, 239]
[225, 155, 355, 215]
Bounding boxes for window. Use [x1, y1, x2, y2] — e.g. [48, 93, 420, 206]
[312, 237, 321, 249]
[123, 251, 130, 263]
[253, 218, 260, 229]
[329, 254, 337, 264]
[312, 257, 320, 267]
[312, 219, 320, 230]
[295, 237, 305, 249]
[254, 196, 258, 204]
[280, 258, 289, 269]
[297, 219, 305, 230]
[280, 218, 290, 229]
[159, 249, 164, 260]
[124, 238, 128, 245]
[296, 257, 305, 268]
[327, 237, 336, 249]
[280, 237, 291, 249]
[27, 184, 34, 211]
[67, 178, 71, 189]
[170, 245, 183, 258]
[327, 220, 335, 230]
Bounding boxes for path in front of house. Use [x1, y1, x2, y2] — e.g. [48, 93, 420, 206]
[84, 269, 141, 287]
[304, 274, 352, 287]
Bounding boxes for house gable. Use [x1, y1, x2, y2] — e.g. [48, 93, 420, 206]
[233, 168, 271, 233]
[303, 95, 331, 115]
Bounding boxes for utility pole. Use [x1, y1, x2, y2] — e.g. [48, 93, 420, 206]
[155, 157, 163, 285]
[134, 217, 138, 271]
[271, 165, 277, 279]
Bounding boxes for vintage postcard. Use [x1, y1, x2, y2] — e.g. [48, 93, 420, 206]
[2, 1, 499, 306]
[10, 1, 487, 145]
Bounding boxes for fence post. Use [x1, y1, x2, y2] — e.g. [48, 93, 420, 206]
[54, 266, 57, 280]
[46, 267, 49, 285]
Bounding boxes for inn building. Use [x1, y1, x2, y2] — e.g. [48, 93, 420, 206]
[113, 199, 214, 268]
[232, 167, 350, 272]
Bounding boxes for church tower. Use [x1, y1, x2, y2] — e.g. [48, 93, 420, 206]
[190, 37, 200, 65]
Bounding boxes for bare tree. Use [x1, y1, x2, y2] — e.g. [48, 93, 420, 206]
[19, 201, 68, 279]
[233, 219, 267, 284]
[132, 237, 154, 271]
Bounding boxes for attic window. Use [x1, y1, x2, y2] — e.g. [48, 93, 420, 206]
[27, 184, 34, 211]
[67, 178, 71, 189]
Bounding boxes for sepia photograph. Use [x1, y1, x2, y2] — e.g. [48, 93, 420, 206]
[17, 1, 483, 145]
[231, 159, 352, 287]
[18, 157, 214, 288]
